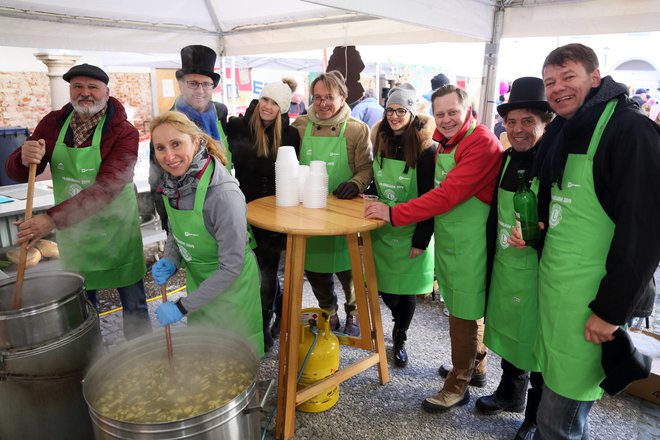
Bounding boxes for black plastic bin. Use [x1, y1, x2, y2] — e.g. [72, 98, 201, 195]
[0, 127, 30, 185]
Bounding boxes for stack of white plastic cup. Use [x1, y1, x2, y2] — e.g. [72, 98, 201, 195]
[275, 146, 300, 207]
[298, 165, 310, 203]
[303, 160, 329, 208]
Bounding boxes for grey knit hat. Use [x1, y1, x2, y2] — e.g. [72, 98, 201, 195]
[387, 83, 417, 114]
[260, 80, 294, 114]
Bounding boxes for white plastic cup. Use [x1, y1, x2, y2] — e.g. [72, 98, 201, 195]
[309, 160, 327, 175]
[276, 146, 298, 164]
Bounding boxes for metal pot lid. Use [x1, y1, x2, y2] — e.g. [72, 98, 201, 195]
[0, 272, 85, 313]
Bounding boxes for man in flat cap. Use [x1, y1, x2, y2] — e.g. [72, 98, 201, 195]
[6, 63, 152, 341]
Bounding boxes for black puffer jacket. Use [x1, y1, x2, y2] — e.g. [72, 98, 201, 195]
[535, 76, 660, 325]
[227, 99, 301, 203]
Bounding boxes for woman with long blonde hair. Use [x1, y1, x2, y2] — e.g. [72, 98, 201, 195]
[227, 78, 300, 350]
[149, 111, 264, 356]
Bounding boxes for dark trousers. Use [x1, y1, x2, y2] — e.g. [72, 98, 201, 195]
[86, 279, 152, 340]
[305, 269, 356, 316]
[253, 226, 284, 327]
[380, 292, 416, 331]
[499, 358, 544, 422]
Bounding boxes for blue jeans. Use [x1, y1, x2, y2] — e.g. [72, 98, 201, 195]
[87, 280, 152, 340]
[536, 387, 594, 440]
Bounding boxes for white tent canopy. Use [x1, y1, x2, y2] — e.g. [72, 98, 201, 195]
[1, 0, 659, 56]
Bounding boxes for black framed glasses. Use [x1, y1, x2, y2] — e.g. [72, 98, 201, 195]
[385, 108, 408, 117]
[186, 80, 215, 90]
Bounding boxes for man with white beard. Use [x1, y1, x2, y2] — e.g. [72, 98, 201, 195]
[6, 63, 152, 340]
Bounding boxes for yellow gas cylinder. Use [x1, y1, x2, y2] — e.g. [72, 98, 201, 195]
[297, 308, 340, 413]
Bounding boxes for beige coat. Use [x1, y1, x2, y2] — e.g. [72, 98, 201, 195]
[292, 102, 373, 192]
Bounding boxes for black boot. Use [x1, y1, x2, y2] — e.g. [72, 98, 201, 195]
[392, 328, 408, 367]
[475, 362, 528, 415]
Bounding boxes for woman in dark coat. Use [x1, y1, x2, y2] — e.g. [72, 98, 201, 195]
[227, 78, 300, 350]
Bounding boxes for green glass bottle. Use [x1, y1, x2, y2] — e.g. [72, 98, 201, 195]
[513, 169, 539, 246]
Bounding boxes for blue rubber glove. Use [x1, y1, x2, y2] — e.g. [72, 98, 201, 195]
[152, 258, 176, 286]
[155, 301, 184, 326]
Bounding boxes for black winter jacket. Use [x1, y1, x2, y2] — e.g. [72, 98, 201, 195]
[534, 76, 660, 325]
[227, 99, 301, 203]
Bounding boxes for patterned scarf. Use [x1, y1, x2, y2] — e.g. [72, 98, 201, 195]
[159, 140, 210, 200]
[174, 98, 220, 141]
[71, 105, 107, 147]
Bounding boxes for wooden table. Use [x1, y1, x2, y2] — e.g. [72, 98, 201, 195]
[247, 195, 388, 440]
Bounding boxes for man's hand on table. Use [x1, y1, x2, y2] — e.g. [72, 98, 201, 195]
[364, 201, 390, 223]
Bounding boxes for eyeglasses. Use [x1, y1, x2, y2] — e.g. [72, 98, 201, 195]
[186, 80, 215, 90]
[385, 108, 408, 117]
[313, 95, 337, 104]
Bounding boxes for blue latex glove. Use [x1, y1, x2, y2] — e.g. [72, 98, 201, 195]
[152, 258, 176, 286]
[155, 301, 184, 326]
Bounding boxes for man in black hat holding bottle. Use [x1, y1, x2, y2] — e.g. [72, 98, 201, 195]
[478, 77, 554, 440]
[150, 45, 230, 229]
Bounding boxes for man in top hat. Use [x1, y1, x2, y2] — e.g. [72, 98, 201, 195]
[479, 77, 554, 440]
[523, 43, 659, 439]
[6, 63, 152, 340]
[150, 44, 230, 229]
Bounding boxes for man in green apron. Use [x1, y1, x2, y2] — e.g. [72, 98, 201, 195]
[366, 85, 502, 411]
[479, 77, 554, 440]
[149, 45, 230, 230]
[8, 63, 151, 340]
[530, 43, 660, 439]
[292, 71, 373, 336]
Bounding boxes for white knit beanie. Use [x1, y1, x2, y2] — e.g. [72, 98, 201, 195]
[260, 81, 293, 114]
[387, 83, 417, 114]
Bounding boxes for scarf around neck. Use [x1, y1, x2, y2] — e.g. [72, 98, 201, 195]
[175, 98, 220, 141]
[159, 141, 210, 200]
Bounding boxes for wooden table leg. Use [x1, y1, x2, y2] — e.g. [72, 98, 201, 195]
[276, 234, 306, 440]
[346, 233, 374, 350]
[360, 231, 389, 384]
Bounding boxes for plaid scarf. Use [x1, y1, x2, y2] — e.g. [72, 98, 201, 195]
[71, 105, 107, 147]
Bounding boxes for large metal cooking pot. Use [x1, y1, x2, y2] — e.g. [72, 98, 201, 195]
[0, 271, 88, 349]
[0, 301, 102, 440]
[83, 327, 272, 440]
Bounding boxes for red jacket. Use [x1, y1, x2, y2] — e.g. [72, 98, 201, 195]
[5, 97, 139, 229]
[391, 113, 502, 226]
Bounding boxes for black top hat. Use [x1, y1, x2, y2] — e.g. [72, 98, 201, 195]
[175, 45, 221, 87]
[497, 77, 552, 118]
[63, 63, 109, 85]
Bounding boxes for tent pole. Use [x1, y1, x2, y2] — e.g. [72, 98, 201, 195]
[231, 56, 237, 116]
[221, 55, 227, 108]
[479, 5, 504, 130]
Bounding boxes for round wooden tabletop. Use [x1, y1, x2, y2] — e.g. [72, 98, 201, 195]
[246, 195, 385, 236]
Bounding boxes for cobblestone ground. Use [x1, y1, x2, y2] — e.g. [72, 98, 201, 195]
[96, 261, 660, 439]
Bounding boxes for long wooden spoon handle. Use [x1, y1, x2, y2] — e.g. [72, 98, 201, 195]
[12, 163, 38, 310]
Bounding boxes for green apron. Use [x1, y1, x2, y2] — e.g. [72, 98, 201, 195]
[434, 120, 489, 320]
[484, 155, 540, 372]
[162, 160, 264, 356]
[371, 154, 434, 294]
[300, 121, 353, 272]
[51, 112, 145, 290]
[537, 99, 617, 401]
